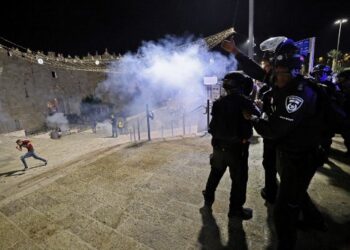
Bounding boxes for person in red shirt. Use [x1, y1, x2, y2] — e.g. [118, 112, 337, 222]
[16, 139, 47, 170]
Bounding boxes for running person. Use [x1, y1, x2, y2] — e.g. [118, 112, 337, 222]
[16, 139, 47, 170]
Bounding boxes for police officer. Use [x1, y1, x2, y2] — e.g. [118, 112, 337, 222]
[202, 72, 260, 220]
[110, 114, 118, 137]
[310, 64, 347, 159]
[310, 64, 333, 84]
[310, 64, 334, 156]
[243, 39, 326, 249]
[337, 70, 350, 156]
[221, 38, 278, 203]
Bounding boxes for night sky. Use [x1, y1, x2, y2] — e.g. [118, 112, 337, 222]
[1, 0, 349, 58]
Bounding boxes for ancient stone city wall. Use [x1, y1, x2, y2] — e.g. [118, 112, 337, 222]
[0, 47, 107, 134]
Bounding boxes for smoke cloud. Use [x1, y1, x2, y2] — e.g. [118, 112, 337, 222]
[95, 35, 237, 136]
[46, 113, 69, 132]
[96, 36, 237, 115]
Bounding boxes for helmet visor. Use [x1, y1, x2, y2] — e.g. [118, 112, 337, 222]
[260, 37, 288, 52]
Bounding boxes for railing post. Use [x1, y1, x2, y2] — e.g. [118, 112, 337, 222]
[146, 104, 151, 141]
[133, 123, 136, 142]
[171, 120, 174, 137]
[207, 99, 210, 131]
[137, 117, 140, 141]
[182, 113, 185, 135]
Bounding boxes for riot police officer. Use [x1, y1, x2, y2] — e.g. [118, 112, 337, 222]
[202, 72, 260, 220]
[243, 38, 327, 249]
[337, 70, 350, 156]
[311, 64, 335, 156]
[310, 64, 347, 159]
[310, 64, 333, 84]
[221, 38, 279, 203]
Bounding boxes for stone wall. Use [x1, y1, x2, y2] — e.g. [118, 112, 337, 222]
[0, 48, 107, 133]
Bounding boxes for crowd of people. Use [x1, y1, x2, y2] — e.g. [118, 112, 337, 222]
[203, 36, 350, 250]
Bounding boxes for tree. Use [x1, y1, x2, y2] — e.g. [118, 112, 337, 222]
[328, 49, 343, 72]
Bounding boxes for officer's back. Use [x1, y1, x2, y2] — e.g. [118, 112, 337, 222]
[209, 73, 259, 149]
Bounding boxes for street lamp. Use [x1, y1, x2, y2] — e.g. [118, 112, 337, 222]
[248, 0, 254, 59]
[335, 18, 348, 69]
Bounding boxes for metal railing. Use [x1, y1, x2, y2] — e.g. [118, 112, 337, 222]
[123, 102, 211, 142]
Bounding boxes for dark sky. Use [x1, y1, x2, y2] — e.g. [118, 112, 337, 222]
[1, 0, 349, 58]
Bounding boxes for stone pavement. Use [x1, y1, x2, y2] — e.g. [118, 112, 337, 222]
[0, 134, 349, 249]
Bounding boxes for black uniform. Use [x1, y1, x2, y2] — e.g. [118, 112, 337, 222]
[204, 91, 260, 215]
[252, 76, 325, 250]
[235, 52, 278, 202]
[339, 87, 350, 154]
[259, 88, 278, 202]
[235, 53, 270, 83]
[315, 80, 347, 156]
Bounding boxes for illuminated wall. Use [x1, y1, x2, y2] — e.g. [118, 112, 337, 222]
[0, 48, 107, 133]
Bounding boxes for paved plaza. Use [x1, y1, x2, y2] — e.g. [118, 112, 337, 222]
[0, 132, 349, 249]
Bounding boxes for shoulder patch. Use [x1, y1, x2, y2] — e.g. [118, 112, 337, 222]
[285, 95, 304, 113]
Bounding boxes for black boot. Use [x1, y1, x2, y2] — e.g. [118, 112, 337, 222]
[228, 208, 253, 220]
[202, 190, 214, 209]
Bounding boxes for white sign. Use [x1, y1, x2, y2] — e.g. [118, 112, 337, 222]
[203, 76, 218, 86]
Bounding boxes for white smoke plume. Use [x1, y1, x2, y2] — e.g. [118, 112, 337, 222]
[95, 35, 237, 136]
[46, 113, 69, 132]
[96, 36, 237, 115]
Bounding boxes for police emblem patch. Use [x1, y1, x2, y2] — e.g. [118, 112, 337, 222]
[285, 96, 304, 113]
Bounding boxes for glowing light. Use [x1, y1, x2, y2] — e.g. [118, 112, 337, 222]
[37, 58, 44, 64]
[0, 27, 235, 73]
[335, 19, 348, 24]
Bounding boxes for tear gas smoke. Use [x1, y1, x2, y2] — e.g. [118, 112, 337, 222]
[46, 113, 69, 132]
[97, 36, 237, 113]
[96, 35, 237, 135]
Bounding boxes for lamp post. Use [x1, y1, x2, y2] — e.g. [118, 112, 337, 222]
[335, 18, 348, 69]
[248, 0, 254, 59]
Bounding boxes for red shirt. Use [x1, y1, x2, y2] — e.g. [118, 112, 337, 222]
[21, 140, 34, 152]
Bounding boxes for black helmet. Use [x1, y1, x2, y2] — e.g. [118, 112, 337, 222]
[222, 72, 253, 95]
[311, 64, 332, 77]
[273, 39, 303, 71]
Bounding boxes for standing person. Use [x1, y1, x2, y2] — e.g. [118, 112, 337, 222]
[92, 118, 97, 133]
[310, 64, 346, 159]
[202, 72, 260, 220]
[16, 139, 47, 170]
[111, 114, 118, 137]
[243, 38, 327, 249]
[337, 70, 350, 156]
[221, 38, 278, 203]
